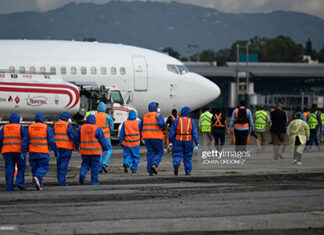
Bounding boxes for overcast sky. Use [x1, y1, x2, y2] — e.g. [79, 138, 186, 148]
[1, 0, 324, 19]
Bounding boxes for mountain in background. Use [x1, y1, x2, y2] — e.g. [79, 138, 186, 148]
[0, 1, 323, 56]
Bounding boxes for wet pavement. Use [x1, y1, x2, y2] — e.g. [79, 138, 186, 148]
[0, 135, 324, 234]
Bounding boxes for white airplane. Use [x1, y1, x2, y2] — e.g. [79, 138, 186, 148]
[0, 40, 220, 117]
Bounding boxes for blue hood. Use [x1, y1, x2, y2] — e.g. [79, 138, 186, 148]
[35, 112, 45, 123]
[295, 112, 303, 119]
[59, 112, 70, 121]
[180, 107, 191, 117]
[128, 110, 137, 120]
[97, 102, 107, 112]
[9, 112, 20, 124]
[148, 102, 157, 112]
[86, 114, 96, 124]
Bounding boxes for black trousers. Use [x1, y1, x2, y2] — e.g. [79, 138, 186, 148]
[234, 129, 249, 152]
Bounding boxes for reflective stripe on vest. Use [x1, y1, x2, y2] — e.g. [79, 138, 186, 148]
[1, 124, 22, 154]
[255, 110, 267, 130]
[235, 108, 249, 128]
[29, 123, 48, 153]
[54, 120, 74, 150]
[142, 112, 164, 139]
[213, 113, 224, 128]
[176, 117, 193, 141]
[95, 112, 110, 138]
[200, 112, 211, 132]
[80, 124, 102, 155]
[307, 112, 319, 129]
[122, 120, 140, 147]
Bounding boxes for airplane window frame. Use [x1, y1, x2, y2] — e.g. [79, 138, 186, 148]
[50, 67, 56, 75]
[81, 66, 87, 75]
[120, 67, 126, 75]
[9, 66, 15, 73]
[91, 67, 97, 75]
[176, 65, 188, 75]
[61, 67, 67, 75]
[19, 66, 25, 73]
[110, 67, 117, 75]
[101, 67, 107, 75]
[40, 66, 46, 73]
[71, 67, 77, 75]
[30, 66, 36, 74]
[167, 64, 178, 74]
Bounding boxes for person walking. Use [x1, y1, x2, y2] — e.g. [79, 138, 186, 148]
[306, 104, 322, 152]
[229, 101, 254, 152]
[54, 112, 77, 186]
[76, 114, 108, 185]
[199, 107, 213, 150]
[211, 109, 229, 151]
[140, 102, 166, 176]
[168, 107, 199, 176]
[165, 109, 178, 148]
[119, 110, 141, 173]
[287, 112, 310, 165]
[270, 103, 287, 160]
[95, 102, 114, 173]
[254, 105, 270, 153]
[28, 112, 59, 191]
[0, 112, 28, 191]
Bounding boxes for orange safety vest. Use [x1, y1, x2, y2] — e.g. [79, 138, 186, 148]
[95, 112, 111, 138]
[122, 120, 140, 147]
[303, 112, 308, 120]
[176, 117, 193, 141]
[142, 112, 164, 139]
[80, 124, 102, 155]
[213, 113, 225, 127]
[235, 108, 249, 128]
[54, 120, 74, 150]
[29, 123, 49, 153]
[1, 123, 22, 154]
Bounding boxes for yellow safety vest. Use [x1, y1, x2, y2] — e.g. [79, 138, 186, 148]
[255, 110, 267, 131]
[307, 112, 319, 129]
[200, 112, 211, 132]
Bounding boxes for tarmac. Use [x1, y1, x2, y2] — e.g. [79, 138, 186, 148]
[0, 134, 324, 234]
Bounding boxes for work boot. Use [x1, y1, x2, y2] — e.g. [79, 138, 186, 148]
[79, 176, 84, 185]
[124, 164, 128, 173]
[149, 173, 153, 176]
[102, 164, 109, 173]
[151, 164, 158, 174]
[132, 171, 137, 174]
[174, 166, 179, 176]
[185, 172, 191, 176]
[33, 176, 41, 191]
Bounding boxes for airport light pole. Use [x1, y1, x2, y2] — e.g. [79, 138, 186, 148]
[188, 45, 200, 62]
[236, 43, 250, 107]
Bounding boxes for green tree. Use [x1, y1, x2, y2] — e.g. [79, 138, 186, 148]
[161, 47, 180, 59]
[199, 50, 217, 62]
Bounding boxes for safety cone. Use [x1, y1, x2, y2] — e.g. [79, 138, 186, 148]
[14, 163, 18, 177]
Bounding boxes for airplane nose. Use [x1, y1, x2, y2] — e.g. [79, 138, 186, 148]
[198, 75, 221, 105]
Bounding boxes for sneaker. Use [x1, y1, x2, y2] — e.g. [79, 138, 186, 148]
[151, 164, 158, 174]
[39, 187, 44, 191]
[33, 176, 40, 191]
[102, 164, 109, 173]
[124, 164, 128, 173]
[297, 162, 302, 166]
[292, 160, 297, 165]
[174, 166, 179, 176]
[185, 172, 191, 176]
[149, 173, 154, 176]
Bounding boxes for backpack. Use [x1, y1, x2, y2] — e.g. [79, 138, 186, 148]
[235, 108, 249, 124]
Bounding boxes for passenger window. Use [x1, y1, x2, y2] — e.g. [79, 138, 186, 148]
[71, 67, 77, 75]
[19, 66, 25, 73]
[50, 67, 56, 74]
[81, 66, 87, 75]
[9, 66, 15, 73]
[101, 67, 107, 75]
[61, 67, 66, 75]
[30, 66, 36, 73]
[167, 64, 178, 74]
[120, 67, 126, 75]
[110, 67, 116, 75]
[91, 67, 97, 75]
[40, 67, 46, 73]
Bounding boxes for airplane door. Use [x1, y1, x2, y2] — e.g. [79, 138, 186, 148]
[132, 56, 148, 91]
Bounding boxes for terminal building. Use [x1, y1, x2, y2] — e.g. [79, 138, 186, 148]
[186, 62, 324, 116]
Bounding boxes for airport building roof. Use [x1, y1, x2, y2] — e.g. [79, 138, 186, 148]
[185, 62, 324, 78]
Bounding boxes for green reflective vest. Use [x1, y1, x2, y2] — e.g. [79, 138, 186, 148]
[321, 113, 324, 125]
[200, 112, 211, 132]
[255, 110, 267, 131]
[86, 110, 97, 117]
[307, 111, 318, 129]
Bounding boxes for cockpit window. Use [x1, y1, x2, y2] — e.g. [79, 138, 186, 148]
[167, 64, 178, 74]
[111, 90, 124, 105]
[176, 65, 188, 74]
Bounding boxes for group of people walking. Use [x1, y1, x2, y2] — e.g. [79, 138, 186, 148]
[0, 101, 200, 191]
